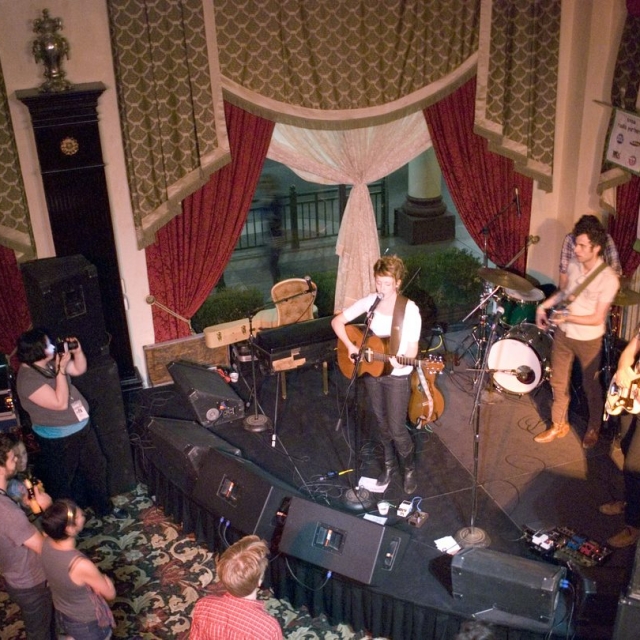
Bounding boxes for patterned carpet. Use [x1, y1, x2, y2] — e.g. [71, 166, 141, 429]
[0, 484, 382, 639]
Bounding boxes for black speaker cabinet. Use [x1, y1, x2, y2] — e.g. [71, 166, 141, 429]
[613, 594, 640, 639]
[191, 450, 297, 543]
[167, 360, 244, 426]
[451, 547, 566, 632]
[21, 255, 109, 359]
[146, 416, 243, 496]
[278, 497, 409, 585]
[74, 355, 135, 495]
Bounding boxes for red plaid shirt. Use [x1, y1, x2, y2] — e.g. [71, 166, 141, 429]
[190, 591, 282, 640]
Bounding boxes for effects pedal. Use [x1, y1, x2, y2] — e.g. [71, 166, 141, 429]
[397, 500, 413, 518]
[408, 510, 428, 528]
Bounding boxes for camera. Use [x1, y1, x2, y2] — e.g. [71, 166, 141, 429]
[55, 338, 79, 353]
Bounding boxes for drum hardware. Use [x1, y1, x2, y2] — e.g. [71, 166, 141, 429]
[477, 267, 534, 292]
[613, 288, 640, 307]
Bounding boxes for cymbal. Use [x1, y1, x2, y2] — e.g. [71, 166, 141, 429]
[614, 288, 640, 307]
[477, 267, 534, 292]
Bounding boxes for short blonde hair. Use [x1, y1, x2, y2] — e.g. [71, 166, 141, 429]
[373, 255, 406, 283]
[216, 535, 269, 597]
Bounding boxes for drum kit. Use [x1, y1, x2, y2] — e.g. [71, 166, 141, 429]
[464, 267, 640, 397]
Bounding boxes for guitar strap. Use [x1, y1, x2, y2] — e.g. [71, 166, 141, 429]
[562, 261, 607, 304]
[389, 295, 408, 356]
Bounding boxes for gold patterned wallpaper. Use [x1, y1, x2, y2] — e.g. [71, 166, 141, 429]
[475, 0, 561, 191]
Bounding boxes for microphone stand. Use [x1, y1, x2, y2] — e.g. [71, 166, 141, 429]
[242, 306, 273, 433]
[243, 282, 317, 438]
[455, 307, 504, 549]
[342, 305, 377, 512]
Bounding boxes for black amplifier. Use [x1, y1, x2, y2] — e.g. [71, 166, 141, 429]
[253, 316, 336, 373]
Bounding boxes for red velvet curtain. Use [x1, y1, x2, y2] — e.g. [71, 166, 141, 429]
[609, 174, 640, 279]
[0, 245, 31, 359]
[424, 76, 533, 275]
[146, 102, 275, 342]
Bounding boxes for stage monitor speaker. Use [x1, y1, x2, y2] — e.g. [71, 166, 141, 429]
[451, 547, 566, 633]
[613, 594, 640, 639]
[191, 450, 297, 543]
[278, 496, 409, 585]
[146, 417, 243, 496]
[167, 360, 244, 427]
[21, 255, 109, 359]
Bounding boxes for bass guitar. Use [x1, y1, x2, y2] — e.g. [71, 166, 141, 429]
[337, 325, 444, 378]
[605, 364, 640, 416]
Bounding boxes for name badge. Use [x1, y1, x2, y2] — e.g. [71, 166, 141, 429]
[71, 400, 89, 421]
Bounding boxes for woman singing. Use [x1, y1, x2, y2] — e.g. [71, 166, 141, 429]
[332, 255, 422, 493]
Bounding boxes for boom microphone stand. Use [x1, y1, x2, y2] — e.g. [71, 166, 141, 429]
[455, 306, 505, 548]
[340, 301, 380, 512]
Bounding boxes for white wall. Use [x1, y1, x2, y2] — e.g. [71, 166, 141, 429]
[0, 0, 154, 383]
[527, 0, 627, 284]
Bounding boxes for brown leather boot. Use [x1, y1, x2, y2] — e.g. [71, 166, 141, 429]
[534, 422, 569, 444]
[376, 442, 398, 486]
[582, 427, 599, 449]
[607, 525, 640, 548]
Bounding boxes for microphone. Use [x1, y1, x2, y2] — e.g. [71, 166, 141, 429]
[304, 276, 313, 293]
[368, 293, 383, 314]
[514, 187, 521, 218]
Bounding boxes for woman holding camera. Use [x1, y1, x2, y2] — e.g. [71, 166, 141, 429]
[15, 329, 117, 519]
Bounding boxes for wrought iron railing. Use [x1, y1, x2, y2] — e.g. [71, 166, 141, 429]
[236, 179, 389, 250]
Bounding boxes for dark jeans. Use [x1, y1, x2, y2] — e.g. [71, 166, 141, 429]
[6, 580, 55, 640]
[550, 329, 603, 432]
[364, 374, 413, 457]
[56, 610, 112, 640]
[35, 420, 111, 516]
[620, 414, 640, 528]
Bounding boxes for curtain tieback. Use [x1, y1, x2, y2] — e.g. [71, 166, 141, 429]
[146, 296, 194, 334]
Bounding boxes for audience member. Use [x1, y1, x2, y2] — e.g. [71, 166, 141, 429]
[5, 433, 44, 521]
[454, 620, 496, 639]
[41, 499, 116, 639]
[0, 432, 55, 640]
[15, 329, 125, 520]
[190, 535, 282, 639]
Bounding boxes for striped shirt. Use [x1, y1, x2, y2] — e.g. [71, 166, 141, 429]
[190, 591, 282, 640]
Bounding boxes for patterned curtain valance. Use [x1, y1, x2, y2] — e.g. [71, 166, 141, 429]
[215, 0, 480, 128]
[107, 0, 230, 249]
[475, 0, 560, 192]
[0, 60, 35, 260]
[599, 7, 640, 194]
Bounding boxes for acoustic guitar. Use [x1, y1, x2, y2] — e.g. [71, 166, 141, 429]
[337, 325, 444, 378]
[409, 362, 445, 428]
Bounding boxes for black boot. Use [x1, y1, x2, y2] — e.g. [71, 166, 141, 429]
[376, 442, 398, 486]
[401, 449, 417, 494]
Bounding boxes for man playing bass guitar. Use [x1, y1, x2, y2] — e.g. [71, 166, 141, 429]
[332, 255, 422, 494]
[599, 325, 640, 548]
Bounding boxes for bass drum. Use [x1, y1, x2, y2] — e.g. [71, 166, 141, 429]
[487, 323, 552, 395]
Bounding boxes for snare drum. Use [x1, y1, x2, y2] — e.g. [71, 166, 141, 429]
[487, 323, 552, 395]
[499, 287, 544, 327]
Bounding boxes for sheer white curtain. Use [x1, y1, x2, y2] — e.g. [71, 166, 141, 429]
[267, 113, 431, 311]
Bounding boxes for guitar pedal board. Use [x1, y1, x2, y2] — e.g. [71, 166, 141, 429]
[522, 525, 612, 567]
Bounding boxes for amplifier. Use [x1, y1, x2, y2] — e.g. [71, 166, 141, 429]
[167, 360, 244, 427]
